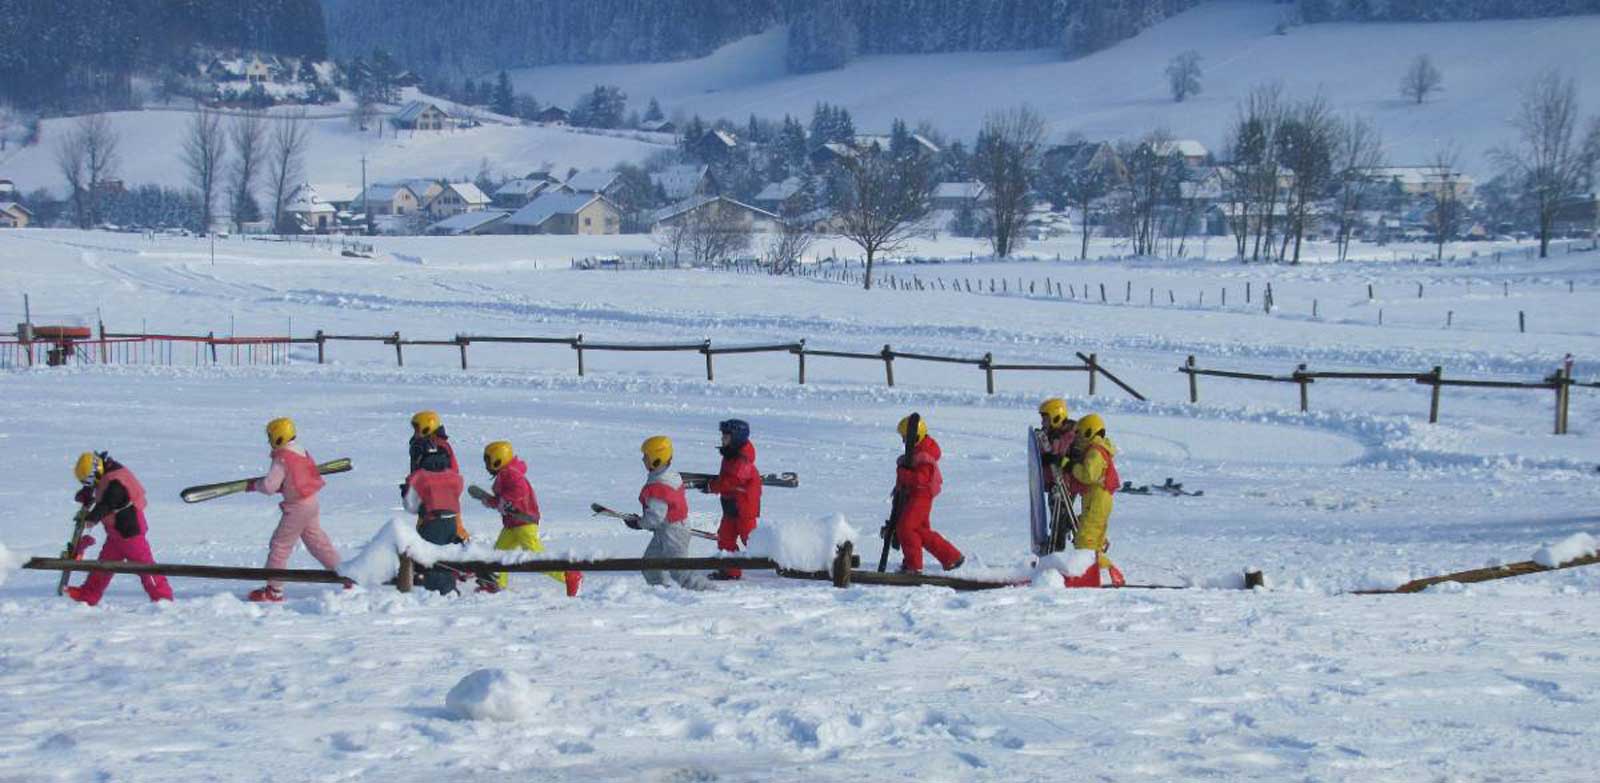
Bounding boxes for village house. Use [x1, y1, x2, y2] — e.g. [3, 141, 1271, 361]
[564, 170, 623, 198]
[651, 164, 716, 202]
[1154, 139, 1210, 168]
[426, 209, 510, 236]
[392, 100, 455, 131]
[0, 201, 33, 228]
[652, 195, 779, 234]
[639, 119, 676, 134]
[502, 192, 621, 235]
[354, 183, 422, 216]
[691, 129, 739, 162]
[424, 182, 491, 218]
[534, 106, 569, 125]
[282, 184, 339, 233]
[1366, 166, 1476, 201]
[932, 182, 986, 212]
[491, 179, 557, 209]
[753, 178, 807, 214]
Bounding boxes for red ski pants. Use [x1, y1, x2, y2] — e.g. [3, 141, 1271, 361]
[715, 515, 757, 578]
[78, 533, 173, 604]
[896, 498, 962, 572]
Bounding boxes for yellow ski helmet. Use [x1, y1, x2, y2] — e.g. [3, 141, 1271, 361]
[73, 452, 102, 484]
[266, 417, 297, 448]
[897, 415, 927, 444]
[411, 410, 441, 437]
[1074, 413, 1106, 441]
[641, 436, 673, 470]
[1038, 398, 1071, 429]
[483, 441, 515, 473]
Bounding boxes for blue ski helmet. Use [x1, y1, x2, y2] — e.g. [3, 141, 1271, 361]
[719, 419, 750, 447]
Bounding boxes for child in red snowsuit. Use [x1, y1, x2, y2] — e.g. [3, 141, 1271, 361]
[67, 452, 174, 606]
[246, 418, 340, 603]
[893, 419, 964, 574]
[704, 419, 761, 580]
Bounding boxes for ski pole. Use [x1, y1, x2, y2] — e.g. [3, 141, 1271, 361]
[589, 503, 718, 541]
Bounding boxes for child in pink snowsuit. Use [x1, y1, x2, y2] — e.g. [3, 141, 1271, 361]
[247, 419, 340, 602]
[67, 454, 174, 606]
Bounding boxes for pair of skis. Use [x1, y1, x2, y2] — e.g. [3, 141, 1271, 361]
[178, 458, 354, 503]
[1028, 427, 1078, 556]
[1120, 478, 1203, 497]
[877, 412, 920, 572]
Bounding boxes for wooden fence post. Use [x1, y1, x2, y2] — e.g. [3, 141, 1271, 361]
[796, 340, 807, 385]
[1296, 363, 1309, 413]
[1428, 366, 1443, 424]
[574, 333, 585, 376]
[208, 331, 218, 363]
[1417, 282, 1423, 299]
[1087, 352, 1098, 396]
[315, 329, 325, 364]
[1099, 283, 1107, 303]
[983, 352, 995, 395]
[702, 339, 714, 382]
[1519, 311, 1526, 333]
[1186, 355, 1198, 403]
[397, 555, 414, 593]
[831, 541, 854, 588]
[457, 337, 468, 371]
[1312, 299, 1318, 318]
[1125, 280, 1131, 302]
[392, 331, 403, 367]
[882, 345, 895, 387]
[1247, 281, 1252, 303]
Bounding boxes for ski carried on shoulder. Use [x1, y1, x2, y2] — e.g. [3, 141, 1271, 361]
[56, 504, 94, 596]
[1119, 478, 1203, 497]
[467, 485, 539, 525]
[879, 413, 918, 572]
[679, 471, 799, 490]
[180, 458, 353, 503]
[589, 502, 718, 541]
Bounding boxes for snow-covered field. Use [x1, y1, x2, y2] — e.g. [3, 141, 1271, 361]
[511, 1, 1600, 171]
[2, 229, 1598, 781]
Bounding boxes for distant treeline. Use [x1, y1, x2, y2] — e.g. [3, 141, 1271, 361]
[1298, 0, 1600, 22]
[0, 0, 326, 110]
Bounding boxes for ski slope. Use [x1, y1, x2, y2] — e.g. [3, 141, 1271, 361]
[1, 229, 1598, 781]
[510, 1, 1600, 171]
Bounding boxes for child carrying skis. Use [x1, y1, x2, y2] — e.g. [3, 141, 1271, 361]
[65, 452, 174, 606]
[1063, 414, 1126, 587]
[477, 441, 581, 597]
[624, 436, 710, 590]
[893, 416, 964, 575]
[245, 418, 342, 603]
[702, 419, 761, 581]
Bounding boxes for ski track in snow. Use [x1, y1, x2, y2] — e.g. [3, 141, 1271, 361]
[2, 230, 1599, 781]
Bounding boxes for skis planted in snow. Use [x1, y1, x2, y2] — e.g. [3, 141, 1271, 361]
[56, 504, 93, 596]
[467, 485, 539, 526]
[179, 458, 353, 503]
[1030, 428, 1078, 555]
[680, 471, 799, 490]
[879, 412, 919, 573]
[589, 502, 718, 541]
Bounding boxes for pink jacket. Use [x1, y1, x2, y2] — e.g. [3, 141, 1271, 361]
[255, 443, 324, 510]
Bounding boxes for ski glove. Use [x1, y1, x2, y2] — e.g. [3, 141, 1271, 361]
[74, 486, 94, 505]
[624, 514, 642, 530]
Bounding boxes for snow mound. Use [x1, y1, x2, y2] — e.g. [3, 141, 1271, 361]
[0, 540, 19, 587]
[445, 668, 547, 722]
[1532, 532, 1599, 569]
[746, 514, 858, 572]
[337, 518, 607, 585]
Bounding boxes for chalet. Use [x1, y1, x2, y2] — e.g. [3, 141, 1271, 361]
[564, 170, 622, 197]
[1154, 139, 1210, 167]
[753, 178, 806, 214]
[1043, 141, 1127, 183]
[425, 182, 491, 218]
[691, 129, 739, 162]
[534, 106, 569, 125]
[426, 210, 510, 236]
[933, 182, 986, 212]
[652, 195, 779, 234]
[282, 184, 339, 233]
[639, 119, 676, 134]
[0, 201, 33, 228]
[650, 164, 716, 202]
[503, 193, 620, 235]
[402, 178, 444, 205]
[491, 179, 556, 209]
[206, 54, 279, 85]
[308, 183, 362, 214]
[854, 133, 940, 157]
[392, 100, 454, 131]
[354, 183, 422, 216]
[1366, 166, 1476, 201]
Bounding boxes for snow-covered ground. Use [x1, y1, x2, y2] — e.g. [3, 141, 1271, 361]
[511, 1, 1600, 171]
[2, 229, 1598, 781]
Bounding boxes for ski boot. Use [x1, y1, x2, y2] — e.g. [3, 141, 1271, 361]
[246, 585, 284, 603]
[65, 586, 98, 606]
[564, 571, 583, 597]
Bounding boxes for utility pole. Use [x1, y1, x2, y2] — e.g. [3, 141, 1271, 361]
[361, 154, 373, 236]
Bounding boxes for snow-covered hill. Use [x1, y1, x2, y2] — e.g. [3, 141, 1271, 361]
[511, 1, 1600, 172]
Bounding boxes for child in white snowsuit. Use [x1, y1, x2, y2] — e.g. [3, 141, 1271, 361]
[628, 436, 710, 590]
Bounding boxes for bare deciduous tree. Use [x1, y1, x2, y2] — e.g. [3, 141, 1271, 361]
[836, 151, 934, 289]
[1166, 51, 1204, 103]
[1277, 95, 1337, 263]
[685, 202, 754, 266]
[228, 113, 266, 232]
[972, 105, 1045, 258]
[1429, 144, 1464, 262]
[1222, 84, 1288, 261]
[1492, 69, 1596, 258]
[1330, 115, 1385, 262]
[1400, 54, 1443, 105]
[182, 109, 227, 233]
[1117, 129, 1185, 257]
[764, 208, 816, 274]
[54, 113, 120, 228]
[266, 109, 311, 233]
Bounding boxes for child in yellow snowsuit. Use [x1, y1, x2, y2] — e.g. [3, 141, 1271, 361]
[477, 441, 581, 597]
[1065, 414, 1126, 587]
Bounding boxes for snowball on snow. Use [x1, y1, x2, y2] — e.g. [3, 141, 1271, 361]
[0, 540, 19, 587]
[445, 668, 547, 722]
[1532, 532, 1599, 569]
[745, 514, 859, 572]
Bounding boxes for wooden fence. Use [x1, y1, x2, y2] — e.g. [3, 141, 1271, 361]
[1181, 355, 1593, 434]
